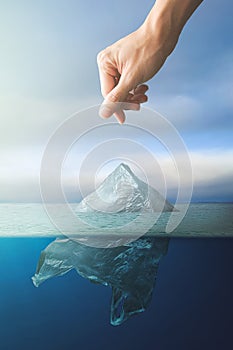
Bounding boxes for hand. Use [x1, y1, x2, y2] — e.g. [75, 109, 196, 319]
[97, 27, 168, 124]
[97, 0, 203, 124]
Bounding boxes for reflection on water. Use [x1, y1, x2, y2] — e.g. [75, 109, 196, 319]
[32, 236, 169, 326]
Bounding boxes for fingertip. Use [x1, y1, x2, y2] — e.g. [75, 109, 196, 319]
[135, 84, 149, 94]
[99, 105, 113, 119]
[118, 120, 124, 125]
[141, 83, 149, 90]
[120, 116, 126, 124]
[114, 110, 126, 124]
[116, 115, 125, 124]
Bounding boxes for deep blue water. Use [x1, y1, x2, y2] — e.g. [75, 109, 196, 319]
[0, 238, 233, 349]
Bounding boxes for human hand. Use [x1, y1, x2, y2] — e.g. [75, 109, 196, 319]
[97, 0, 203, 124]
[97, 26, 169, 124]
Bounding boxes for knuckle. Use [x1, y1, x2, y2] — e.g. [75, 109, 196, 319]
[97, 50, 107, 67]
[109, 91, 120, 103]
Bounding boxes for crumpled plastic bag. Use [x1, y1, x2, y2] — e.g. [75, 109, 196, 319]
[32, 236, 169, 326]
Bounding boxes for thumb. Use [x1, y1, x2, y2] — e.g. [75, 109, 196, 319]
[107, 74, 132, 103]
[99, 75, 133, 119]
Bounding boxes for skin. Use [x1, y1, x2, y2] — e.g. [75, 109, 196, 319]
[97, 0, 203, 123]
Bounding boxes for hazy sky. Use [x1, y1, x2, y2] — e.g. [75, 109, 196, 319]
[0, 0, 232, 202]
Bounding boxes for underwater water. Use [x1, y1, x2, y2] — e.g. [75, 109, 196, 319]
[0, 203, 233, 349]
[0, 237, 233, 349]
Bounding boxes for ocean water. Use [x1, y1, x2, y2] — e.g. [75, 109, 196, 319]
[0, 237, 233, 349]
[0, 203, 232, 237]
[0, 203, 233, 349]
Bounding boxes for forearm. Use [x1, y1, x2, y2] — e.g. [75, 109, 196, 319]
[140, 0, 203, 56]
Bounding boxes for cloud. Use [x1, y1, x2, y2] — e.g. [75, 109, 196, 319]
[0, 94, 101, 149]
[0, 0, 232, 202]
[2, 147, 231, 202]
[148, 51, 233, 136]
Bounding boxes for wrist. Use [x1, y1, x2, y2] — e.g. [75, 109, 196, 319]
[140, 13, 179, 58]
[139, 0, 203, 58]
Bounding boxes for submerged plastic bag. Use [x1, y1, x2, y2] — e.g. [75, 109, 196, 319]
[32, 236, 169, 326]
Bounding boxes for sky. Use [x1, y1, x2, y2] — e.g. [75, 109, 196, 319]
[0, 0, 232, 202]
